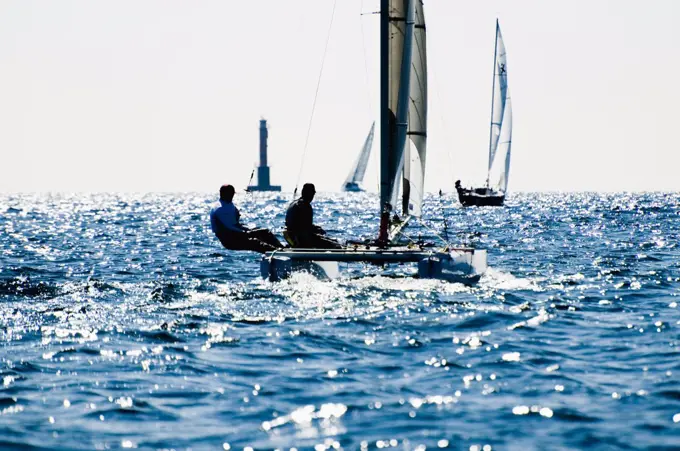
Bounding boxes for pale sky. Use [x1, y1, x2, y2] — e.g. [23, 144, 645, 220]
[1, 0, 679, 193]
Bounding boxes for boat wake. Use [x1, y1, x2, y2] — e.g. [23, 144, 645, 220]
[478, 267, 542, 292]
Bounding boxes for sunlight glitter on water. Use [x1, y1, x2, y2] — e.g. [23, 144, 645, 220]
[2, 192, 680, 449]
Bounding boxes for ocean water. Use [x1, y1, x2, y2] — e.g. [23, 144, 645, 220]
[1, 192, 679, 451]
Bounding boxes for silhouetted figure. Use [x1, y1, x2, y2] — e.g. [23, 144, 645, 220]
[285, 183, 342, 249]
[210, 184, 283, 253]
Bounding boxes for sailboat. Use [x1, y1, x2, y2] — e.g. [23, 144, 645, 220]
[456, 20, 513, 207]
[342, 122, 375, 192]
[261, 0, 487, 284]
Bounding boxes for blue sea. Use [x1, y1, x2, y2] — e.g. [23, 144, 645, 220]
[1, 192, 679, 450]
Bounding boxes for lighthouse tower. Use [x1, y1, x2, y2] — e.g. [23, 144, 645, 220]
[248, 119, 281, 192]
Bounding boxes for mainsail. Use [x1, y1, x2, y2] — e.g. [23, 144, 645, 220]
[488, 97, 512, 192]
[342, 122, 375, 191]
[402, 0, 427, 217]
[486, 20, 512, 192]
[379, 0, 427, 241]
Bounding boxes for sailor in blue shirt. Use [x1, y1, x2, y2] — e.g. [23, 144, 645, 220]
[210, 184, 282, 253]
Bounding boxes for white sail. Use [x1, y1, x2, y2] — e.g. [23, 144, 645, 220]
[343, 122, 375, 190]
[486, 21, 511, 192]
[402, 0, 427, 217]
[488, 95, 512, 192]
[382, 0, 411, 214]
[380, 0, 423, 216]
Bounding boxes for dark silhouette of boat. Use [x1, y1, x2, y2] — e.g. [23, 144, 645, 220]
[455, 181, 505, 207]
[456, 20, 512, 208]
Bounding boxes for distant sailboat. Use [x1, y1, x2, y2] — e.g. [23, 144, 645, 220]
[342, 122, 375, 192]
[457, 19, 513, 207]
[261, 0, 487, 284]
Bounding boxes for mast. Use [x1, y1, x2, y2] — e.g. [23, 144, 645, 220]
[378, 0, 416, 244]
[486, 19, 500, 187]
[378, 0, 390, 242]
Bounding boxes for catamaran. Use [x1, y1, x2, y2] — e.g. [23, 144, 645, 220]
[342, 122, 375, 192]
[261, 0, 487, 284]
[456, 19, 513, 207]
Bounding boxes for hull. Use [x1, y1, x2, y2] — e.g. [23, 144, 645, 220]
[246, 185, 281, 192]
[342, 182, 364, 192]
[260, 247, 487, 285]
[456, 187, 505, 207]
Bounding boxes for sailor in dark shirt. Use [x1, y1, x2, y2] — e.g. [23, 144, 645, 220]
[285, 183, 342, 249]
[210, 184, 283, 253]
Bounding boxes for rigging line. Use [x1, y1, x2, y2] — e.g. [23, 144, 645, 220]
[438, 189, 450, 243]
[428, 46, 475, 244]
[413, 216, 450, 248]
[359, 0, 380, 193]
[430, 50, 457, 192]
[459, 203, 472, 247]
[392, 226, 418, 246]
[294, 0, 339, 196]
[359, 0, 374, 116]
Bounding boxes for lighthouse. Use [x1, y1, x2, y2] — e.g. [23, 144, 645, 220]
[248, 119, 281, 192]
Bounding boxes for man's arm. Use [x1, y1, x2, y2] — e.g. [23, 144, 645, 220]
[214, 208, 245, 233]
[210, 209, 219, 234]
[235, 207, 249, 231]
[312, 224, 326, 235]
[307, 204, 326, 234]
[286, 202, 303, 232]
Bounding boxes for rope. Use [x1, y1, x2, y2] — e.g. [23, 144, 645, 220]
[359, 0, 373, 117]
[293, 0, 338, 196]
[438, 189, 450, 243]
[391, 226, 419, 247]
[413, 216, 450, 249]
[430, 52, 457, 192]
[430, 53, 472, 245]
[358, 0, 379, 192]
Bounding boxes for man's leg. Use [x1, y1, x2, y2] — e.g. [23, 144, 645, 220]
[247, 229, 283, 249]
[217, 230, 244, 250]
[287, 232, 341, 249]
[217, 231, 275, 253]
[308, 233, 343, 250]
[243, 236, 278, 253]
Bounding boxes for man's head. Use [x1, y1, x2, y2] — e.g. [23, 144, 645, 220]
[301, 183, 316, 202]
[219, 184, 235, 202]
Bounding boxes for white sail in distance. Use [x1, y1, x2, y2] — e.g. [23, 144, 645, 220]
[343, 122, 375, 190]
[486, 21, 512, 193]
